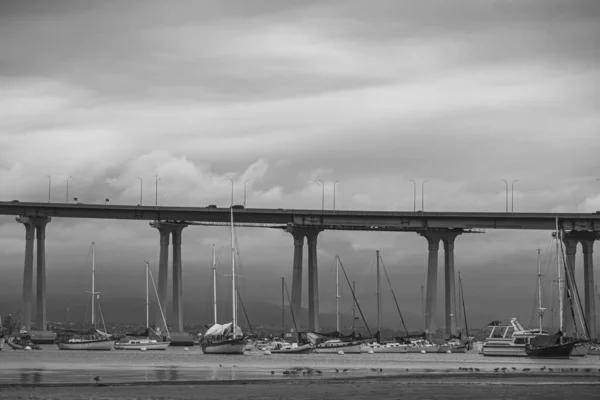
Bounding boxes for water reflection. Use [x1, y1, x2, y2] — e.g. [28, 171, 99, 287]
[169, 367, 178, 381]
[154, 368, 166, 382]
[18, 370, 43, 384]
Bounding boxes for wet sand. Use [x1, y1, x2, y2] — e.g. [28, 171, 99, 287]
[1, 376, 600, 400]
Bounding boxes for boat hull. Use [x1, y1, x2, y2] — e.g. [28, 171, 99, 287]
[315, 341, 363, 354]
[571, 342, 590, 357]
[406, 345, 441, 353]
[201, 338, 246, 354]
[361, 344, 407, 353]
[271, 344, 315, 354]
[0, 337, 4, 350]
[438, 345, 467, 353]
[114, 341, 170, 350]
[57, 339, 114, 351]
[481, 344, 527, 357]
[525, 343, 575, 359]
[7, 337, 41, 350]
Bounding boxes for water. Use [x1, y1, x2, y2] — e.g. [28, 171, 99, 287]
[1, 344, 599, 385]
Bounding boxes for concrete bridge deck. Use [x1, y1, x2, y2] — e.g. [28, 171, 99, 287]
[1, 201, 599, 231]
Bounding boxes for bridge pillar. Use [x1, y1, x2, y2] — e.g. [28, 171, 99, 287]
[17, 217, 35, 331]
[443, 231, 461, 336]
[171, 225, 187, 333]
[581, 240, 596, 339]
[419, 232, 441, 336]
[31, 217, 51, 331]
[306, 230, 321, 332]
[291, 231, 305, 329]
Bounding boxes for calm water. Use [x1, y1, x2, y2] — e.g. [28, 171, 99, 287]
[1, 344, 599, 385]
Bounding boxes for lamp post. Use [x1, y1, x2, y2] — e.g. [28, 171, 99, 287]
[421, 180, 428, 211]
[155, 175, 160, 206]
[137, 177, 143, 206]
[65, 176, 72, 203]
[409, 180, 416, 212]
[333, 180, 340, 210]
[227, 178, 234, 206]
[46, 175, 51, 203]
[511, 180, 519, 213]
[501, 179, 508, 212]
[317, 180, 324, 211]
[243, 180, 250, 208]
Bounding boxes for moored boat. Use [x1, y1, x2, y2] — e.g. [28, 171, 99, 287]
[7, 333, 41, 350]
[315, 338, 364, 354]
[361, 341, 407, 353]
[525, 333, 577, 359]
[481, 318, 544, 357]
[0, 336, 4, 350]
[58, 335, 114, 351]
[271, 342, 314, 354]
[114, 338, 171, 351]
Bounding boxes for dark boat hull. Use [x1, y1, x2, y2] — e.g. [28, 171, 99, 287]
[201, 338, 246, 354]
[525, 342, 576, 359]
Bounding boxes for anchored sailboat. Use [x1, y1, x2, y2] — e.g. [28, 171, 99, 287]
[200, 207, 246, 354]
[271, 278, 314, 354]
[57, 242, 115, 351]
[114, 261, 170, 350]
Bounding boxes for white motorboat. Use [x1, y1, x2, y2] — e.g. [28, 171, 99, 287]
[58, 336, 114, 351]
[481, 318, 545, 357]
[114, 338, 170, 350]
[361, 342, 407, 353]
[315, 339, 364, 354]
[271, 342, 314, 354]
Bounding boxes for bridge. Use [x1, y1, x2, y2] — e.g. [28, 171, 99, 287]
[1, 201, 598, 339]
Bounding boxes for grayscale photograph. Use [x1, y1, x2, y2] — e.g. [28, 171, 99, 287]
[0, 0, 599, 399]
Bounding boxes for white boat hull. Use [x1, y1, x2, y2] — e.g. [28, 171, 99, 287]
[406, 345, 441, 353]
[0, 337, 4, 350]
[315, 342, 363, 354]
[58, 339, 114, 351]
[361, 344, 407, 353]
[201, 339, 246, 355]
[481, 345, 527, 357]
[271, 344, 314, 354]
[114, 341, 170, 350]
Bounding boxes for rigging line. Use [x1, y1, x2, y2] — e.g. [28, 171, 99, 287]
[283, 279, 300, 338]
[338, 257, 372, 337]
[458, 272, 470, 339]
[379, 255, 409, 336]
[558, 237, 581, 337]
[98, 303, 107, 333]
[236, 288, 254, 336]
[148, 266, 170, 338]
[559, 236, 590, 339]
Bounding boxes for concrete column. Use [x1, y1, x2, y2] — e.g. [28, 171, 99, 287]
[442, 232, 461, 336]
[171, 225, 187, 333]
[291, 231, 305, 328]
[17, 217, 35, 331]
[581, 240, 596, 338]
[562, 238, 577, 336]
[306, 230, 321, 332]
[34, 217, 51, 331]
[421, 233, 440, 336]
[151, 221, 171, 333]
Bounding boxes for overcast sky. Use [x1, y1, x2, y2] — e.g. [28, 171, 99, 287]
[0, 0, 599, 330]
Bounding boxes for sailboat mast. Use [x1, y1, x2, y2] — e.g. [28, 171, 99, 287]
[421, 284, 425, 332]
[351, 280, 356, 332]
[230, 207, 237, 333]
[556, 216, 564, 332]
[376, 250, 381, 340]
[537, 248, 544, 332]
[145, 261, 149, 329]
[281, 277, 285, 334]
[91, 242, 96, 326]
[336, 256, 340, 332]
[212, 245, 217, 325]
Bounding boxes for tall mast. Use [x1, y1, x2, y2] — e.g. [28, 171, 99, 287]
[376, 250, 381, 341]
[230, 207, 237, 333]
[556, 216, 564, 332]
[421, 284, 425, 333]
[336, 256, 340, 332]
[351, 280, 356, 332]
[145, 261, 149, 328]
[281, 277, 285, 334]
[91, 242, 96, 326]
[537, 248, 545, 332]
[212, 245, 217, 325]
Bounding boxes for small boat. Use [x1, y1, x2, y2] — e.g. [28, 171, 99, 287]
[405, 339, 441, 353]
[271, 342, 314, 354]
[315, 338, 364, 354]
[587, 344, 600, 355]
[438, 338, 467, 353]
[57, 243, 114, 351]
[7, 333, 41, 350]
[481, 318, 545, 357]
[114, 262, 170, 351]
[361, 341, 407, 353]
[525, 332, 578, 359]
[200, 211, 247, 355]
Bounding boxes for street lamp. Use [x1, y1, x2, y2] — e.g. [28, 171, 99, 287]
[243, 180, 250, 208]
[46, 175, 51, 203]
[511, 180, 519, 213]
[409, 180, 416, 212]
[421, 180, 428, 211]
[501, 179, 509, 212]
[65, 176, 72, 203]
[137, 177, 143, 206]
[155, 175, 160, 206]
[317, 180, 324, 211]
[333, 180, 340, 210]
[226, 178, 234, 206]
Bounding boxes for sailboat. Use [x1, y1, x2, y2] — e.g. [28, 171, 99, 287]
[362, 250, 408, 353]
[200, 208, 247, 354]
[114, 261, 170, 350]
[315, 255, 367, 354]
[525, 220, 585, 359]
[271, 278, 315, 354]
[57, 242, 115, 350]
